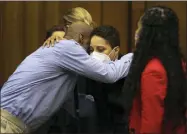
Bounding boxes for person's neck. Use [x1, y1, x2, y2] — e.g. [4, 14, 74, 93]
[64, 35, 79, 43]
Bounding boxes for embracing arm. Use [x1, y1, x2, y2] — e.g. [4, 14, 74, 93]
[55, 41, 133, 83]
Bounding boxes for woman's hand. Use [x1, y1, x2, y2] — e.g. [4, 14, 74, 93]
[43, 35, 63, 48]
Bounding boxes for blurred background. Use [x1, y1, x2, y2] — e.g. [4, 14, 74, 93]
[0, 1, 186, 85]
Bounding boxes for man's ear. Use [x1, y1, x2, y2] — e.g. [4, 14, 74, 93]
[80, 34, 83, 40]
[79, 34, 84, 44]
[115, 46, 120, 54]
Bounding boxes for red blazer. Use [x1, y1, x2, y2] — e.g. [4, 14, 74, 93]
[129, 58, 186, 134]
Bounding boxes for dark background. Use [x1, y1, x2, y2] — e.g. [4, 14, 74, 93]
[0, 1, 187, 85]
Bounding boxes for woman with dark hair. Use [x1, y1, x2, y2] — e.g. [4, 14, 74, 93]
[85, 25, 128, 133]
[119, 6, 186, 134]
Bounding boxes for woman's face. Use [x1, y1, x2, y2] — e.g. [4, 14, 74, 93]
[90, 35, 119, 61]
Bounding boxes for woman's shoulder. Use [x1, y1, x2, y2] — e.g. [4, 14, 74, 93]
[143, 58, 166, 75]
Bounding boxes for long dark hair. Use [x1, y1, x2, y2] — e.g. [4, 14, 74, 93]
[122, 6, 186, 130]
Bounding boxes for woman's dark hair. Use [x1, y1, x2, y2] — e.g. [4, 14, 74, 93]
[45, 25, 64, 41]
[122, 6, 186, 131]
[90, 25, 120, 48]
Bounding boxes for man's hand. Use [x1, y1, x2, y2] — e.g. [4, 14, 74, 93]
[43, 35, 63, 48]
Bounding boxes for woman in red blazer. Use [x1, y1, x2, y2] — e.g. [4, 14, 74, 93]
[121, 6, 186, 134]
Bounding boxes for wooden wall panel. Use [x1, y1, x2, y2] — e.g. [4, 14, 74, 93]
[45, 2, 60, 31]
[0, 2, 4, 85]
[2, 2, 24, 81]
[131, 2, 145, 50]
[147, 1, 187, 58]
[102, 2, 128, 54]
[23, 2, 44, 56]
[59, 1, 72, 25]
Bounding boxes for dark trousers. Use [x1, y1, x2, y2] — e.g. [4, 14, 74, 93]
[78, 94, 97, 133]
[33, 94, 97, 134]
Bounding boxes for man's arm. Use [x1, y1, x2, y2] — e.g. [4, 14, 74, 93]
[55, 41, 133, 83]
